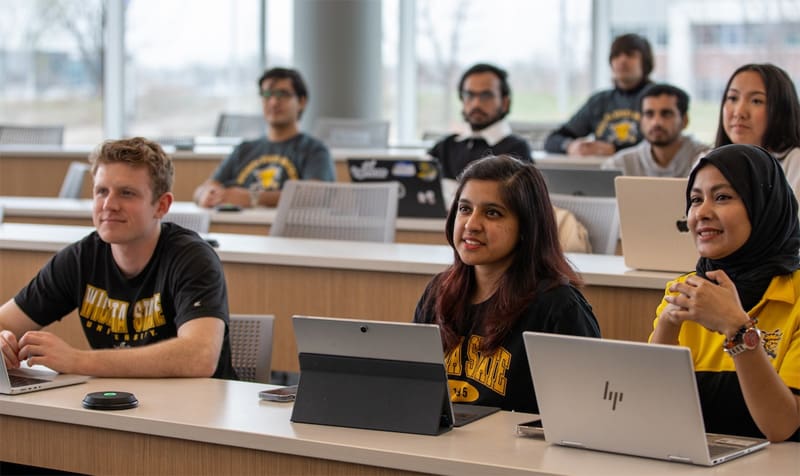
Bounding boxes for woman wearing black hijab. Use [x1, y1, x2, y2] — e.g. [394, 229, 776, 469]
[651, 144, 800, 442]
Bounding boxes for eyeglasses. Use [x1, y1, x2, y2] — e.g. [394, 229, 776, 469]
[260, 89, 295, 100]
[460, 90, 498, 102]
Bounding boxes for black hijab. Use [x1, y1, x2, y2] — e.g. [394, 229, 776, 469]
[687, 144, 800, 311]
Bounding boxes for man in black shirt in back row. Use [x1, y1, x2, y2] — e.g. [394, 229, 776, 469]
[428, 63, 532, 180]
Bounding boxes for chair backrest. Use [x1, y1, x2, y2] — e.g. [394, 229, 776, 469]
[162, 211, 211, 234]
[229, 314, 275, 383]
[271, 180, 398, 242]
[58, 162, 91, 198]
[0, 124, 64, 145]
[313, 117, 390, 148]
[509, 121, 560, 150]
[421, 130, 448, 142]
[215, 113, 266, 139]
[549, 193, 620, 255]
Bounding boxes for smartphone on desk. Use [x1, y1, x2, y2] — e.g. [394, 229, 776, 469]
[258, 385, 298, 402]
[516, 418, 544, 438]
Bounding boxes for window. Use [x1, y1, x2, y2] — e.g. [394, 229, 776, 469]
[0, 0, 104, 144]
[410, 0, 592, 141]
[126, 0, 266, 139]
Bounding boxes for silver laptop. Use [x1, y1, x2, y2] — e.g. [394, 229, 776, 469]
[540, 168, 622, 197]
[523, 332, 769, 466]
[0, 355, 88, 395]
[615, 176, 699, 272]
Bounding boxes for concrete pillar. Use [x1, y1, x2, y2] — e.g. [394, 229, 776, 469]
[293, 0, 382, 130]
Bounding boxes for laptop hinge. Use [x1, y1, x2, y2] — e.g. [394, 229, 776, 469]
[559, 440, 585, 448]
[667, 455, 693, 463]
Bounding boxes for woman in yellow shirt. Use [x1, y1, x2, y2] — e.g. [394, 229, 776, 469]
[651, 144, 800, 442]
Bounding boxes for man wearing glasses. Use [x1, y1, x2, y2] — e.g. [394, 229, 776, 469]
[194, 67, 335, 208]
[428, 63, 532, 180]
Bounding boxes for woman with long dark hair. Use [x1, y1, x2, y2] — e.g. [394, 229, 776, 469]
[714, 63, 800, 201]
[414, 155, 600, 413]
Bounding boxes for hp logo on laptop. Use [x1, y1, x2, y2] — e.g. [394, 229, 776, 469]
[603, 381, 623, 410]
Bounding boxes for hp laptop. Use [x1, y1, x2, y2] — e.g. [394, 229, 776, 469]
[615, 176, 699, 272]
[540, 168, 622, 197]
[291, 315, 498, 435]
[523, 332, 769, 466]
[0, 355, 88, 395]
[347, 158, 448, 218]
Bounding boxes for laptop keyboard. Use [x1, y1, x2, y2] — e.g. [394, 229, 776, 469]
[9, 374, 49, 387]
[708, 444, 734, 458]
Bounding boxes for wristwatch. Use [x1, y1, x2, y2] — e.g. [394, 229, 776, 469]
[723, 318, 761, 357]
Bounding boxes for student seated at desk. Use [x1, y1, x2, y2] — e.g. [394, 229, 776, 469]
[0, 137, 236, 379]
[650, 144, 800, 442]
[414, 155, 600, 413]
[713, 63, 800, 204]
[194, 67, 335, 209]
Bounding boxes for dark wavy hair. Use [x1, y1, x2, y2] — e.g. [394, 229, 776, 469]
[427, 155, 582, 353]
[714, 63, 800, 152]
[609, 33, 654, 82]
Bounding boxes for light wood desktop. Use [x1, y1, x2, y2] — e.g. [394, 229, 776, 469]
[0, 145, 603, 202]
[0, 145, 427, 201]
[1, 377, 797, 475]
[1, 223, 672, 373]
[0, 196, 446, 245]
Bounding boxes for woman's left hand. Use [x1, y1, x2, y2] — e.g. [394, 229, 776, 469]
[665, 269, 750, 338]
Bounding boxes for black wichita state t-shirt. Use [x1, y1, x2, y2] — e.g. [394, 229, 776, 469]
[15, 223, 236, 379]
[414, 278, 601, 413]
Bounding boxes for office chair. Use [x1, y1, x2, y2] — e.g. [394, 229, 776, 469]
[509, 121, 560, 151]
[271, 180, 398, 242]
[214, 113, 266, 139]
[162, 211, 211, 234]
[58, 162, 91, 199]
[421, 130, 448, 142]
[0, 124, 65, 145]
[229, 314, 275, 383]
[313, 117, 390, 148]
[549, 193, 620, 255]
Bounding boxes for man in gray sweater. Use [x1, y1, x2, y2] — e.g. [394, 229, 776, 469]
[602, 84, 709, 177]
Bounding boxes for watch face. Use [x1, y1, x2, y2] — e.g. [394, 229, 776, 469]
[743, 327, 761, 350]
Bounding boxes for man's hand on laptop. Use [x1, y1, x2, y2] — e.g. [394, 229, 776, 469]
[0, 329, 22, 369]
[17, 330, 82, 374]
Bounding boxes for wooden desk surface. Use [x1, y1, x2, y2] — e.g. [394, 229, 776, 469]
[0, 196, 446, 245]
[1, 145, 604, 202]
[2, 377, 797, 475]
[0, 145, 428, 202]
[0, 223, 673, 371]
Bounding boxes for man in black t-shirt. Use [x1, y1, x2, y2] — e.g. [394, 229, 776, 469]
[428, 63, 532, 181]
[0, 137, 236, 379]
[194, 67, 334, 209]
